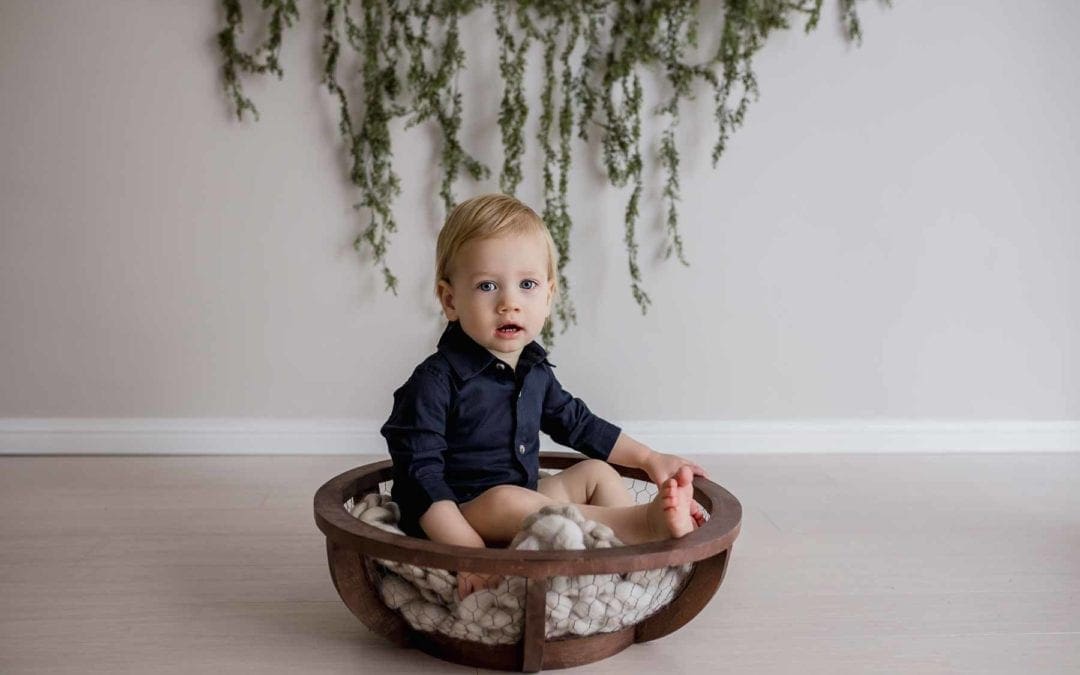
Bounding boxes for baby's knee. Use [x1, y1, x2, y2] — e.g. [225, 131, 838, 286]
[482, 484, 529, 501]
[580, 459, 621, 482]
[478, 484, 547, 510]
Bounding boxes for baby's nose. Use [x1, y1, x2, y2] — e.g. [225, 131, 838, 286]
[498, 292, 522, 311]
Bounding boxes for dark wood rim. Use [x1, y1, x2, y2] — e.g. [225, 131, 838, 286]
[314, 452, 741, 577]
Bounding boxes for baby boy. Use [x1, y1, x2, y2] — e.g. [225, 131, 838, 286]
[381, 193, 704, 596]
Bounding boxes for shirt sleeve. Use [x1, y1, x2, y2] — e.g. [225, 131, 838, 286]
[380, 365, 458, 515]
[540, 367, 622, 460]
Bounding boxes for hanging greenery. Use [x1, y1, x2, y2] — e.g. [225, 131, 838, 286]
[217, 0, 879, 343]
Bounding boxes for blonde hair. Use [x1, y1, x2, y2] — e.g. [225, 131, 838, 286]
[435, 193, 559, 296]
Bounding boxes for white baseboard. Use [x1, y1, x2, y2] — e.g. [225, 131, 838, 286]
[0, 418, 1077, 454]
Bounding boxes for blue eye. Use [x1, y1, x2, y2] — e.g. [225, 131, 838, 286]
[520, 279, 538, 290]
[477, 281, 497, 292]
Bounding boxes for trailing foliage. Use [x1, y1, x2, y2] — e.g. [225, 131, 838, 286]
[218, 0, 877, 341]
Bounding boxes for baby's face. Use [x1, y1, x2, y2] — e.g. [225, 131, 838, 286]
[437, 231, 554, 366]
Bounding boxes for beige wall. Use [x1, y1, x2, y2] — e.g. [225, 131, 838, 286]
[1, 0, 1077, 424]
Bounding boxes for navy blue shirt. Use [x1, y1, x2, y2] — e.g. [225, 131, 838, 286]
[380, 321, 622, 537]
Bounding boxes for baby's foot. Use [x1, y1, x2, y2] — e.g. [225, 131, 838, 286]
[691, 499, 707, 528]
[647, 466, 696, 540]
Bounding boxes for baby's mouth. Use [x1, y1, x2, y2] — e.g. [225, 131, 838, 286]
[496, 322, 523, 336]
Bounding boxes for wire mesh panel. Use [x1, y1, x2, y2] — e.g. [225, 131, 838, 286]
[371, 557, 527, 644]
[368, 550, 691, 644]
[544, 562, 691, 637]
[625, 475, 658, 504]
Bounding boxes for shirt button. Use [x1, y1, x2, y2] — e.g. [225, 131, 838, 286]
[496, 363, 506, 370]
[518, 444, 526, 454]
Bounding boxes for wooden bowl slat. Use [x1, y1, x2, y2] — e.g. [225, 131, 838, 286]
[326, 539, 409, 646]
[542, 628, 636, 670]
[410, 631, 519, 670]
[522, 577, 547, 672]
[634, 547, 731, 643]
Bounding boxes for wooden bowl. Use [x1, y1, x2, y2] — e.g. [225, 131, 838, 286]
[314, 452, 741, 672]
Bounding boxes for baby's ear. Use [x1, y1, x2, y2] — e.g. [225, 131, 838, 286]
[436, 280, 458, 320]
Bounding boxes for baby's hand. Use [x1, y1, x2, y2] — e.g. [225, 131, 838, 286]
[457, 571, 503, 599]
[644, 451, 707, 487]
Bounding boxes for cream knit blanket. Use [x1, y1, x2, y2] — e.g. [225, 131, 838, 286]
[345, 492, 692, 645]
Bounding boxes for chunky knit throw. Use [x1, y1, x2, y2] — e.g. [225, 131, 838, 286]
[345, 492, 692, 644]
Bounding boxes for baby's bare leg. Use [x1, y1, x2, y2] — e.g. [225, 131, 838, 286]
[460, 468, 696, 547]
[459, 485, 556, 545]
[576, 466, 697, 544]
[537, 459, 634, 507]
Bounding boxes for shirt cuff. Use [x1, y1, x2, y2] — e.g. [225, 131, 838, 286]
[415, 472, 458, 512]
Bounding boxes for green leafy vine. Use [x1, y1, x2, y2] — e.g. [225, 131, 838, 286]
[217, 0, 880, 341]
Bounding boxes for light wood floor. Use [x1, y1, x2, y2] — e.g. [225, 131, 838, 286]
[2, 453, 1078, 674]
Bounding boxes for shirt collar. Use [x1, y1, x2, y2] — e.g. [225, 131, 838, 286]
[437, 321, 553, 380]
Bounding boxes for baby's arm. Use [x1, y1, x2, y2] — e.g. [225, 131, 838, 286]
[539, 371, 704, 483]
[607, 432, 707, 485]
[382, 365, 497, 595]
[538, 370, 705, 523]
